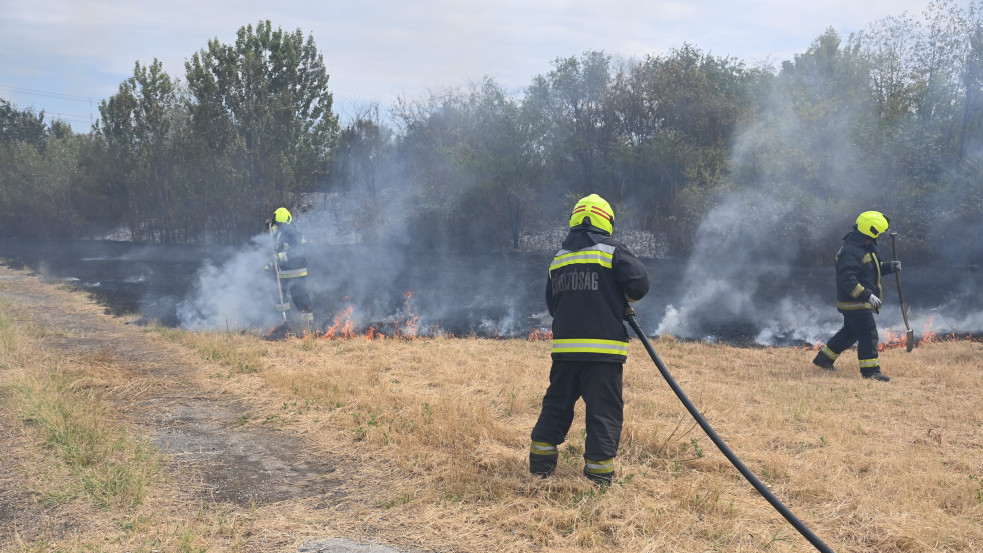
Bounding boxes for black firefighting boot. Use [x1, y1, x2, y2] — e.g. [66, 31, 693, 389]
[861, 369, 890, 382]
[529, 441, 558, 478]
[583, 458, 614, 486]
[812, 350, 836, 371]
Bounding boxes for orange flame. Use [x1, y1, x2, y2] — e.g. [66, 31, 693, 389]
[794, 341, 822, 351]
[299, 290, 427, 341]
[395, 291, 420, 338]
[878, 328, 907, 351]
[528, 329, 553, 341]
[878, 317, 982, 350]
[919, 317, 938, 344]
[391, 316, 420, 338]
[793, 315, 981, 352]
[320, 306, 356, 339]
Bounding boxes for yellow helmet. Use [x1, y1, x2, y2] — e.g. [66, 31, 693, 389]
[569, 194, 614, 235]
[856, 211, 889, 239]
[273, 207, 292, 224]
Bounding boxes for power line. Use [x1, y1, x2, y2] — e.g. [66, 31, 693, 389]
[0, 83, 96, 103]
[42, 112, 95, 124]
[0, 84, 98, 128]
[0, 95, 95, 123]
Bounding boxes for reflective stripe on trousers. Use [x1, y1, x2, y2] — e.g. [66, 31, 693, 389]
[584, 457, 614, 475]
[530, 441, 558, 456]
[820, 345, 839, 360]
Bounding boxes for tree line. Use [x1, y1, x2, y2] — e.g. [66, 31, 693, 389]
[2, 3, 982, 266]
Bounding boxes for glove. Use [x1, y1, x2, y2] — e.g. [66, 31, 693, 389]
[868, 294, 882, 309]
[889, 260, 901, 271]
[265, 218, 273, 228]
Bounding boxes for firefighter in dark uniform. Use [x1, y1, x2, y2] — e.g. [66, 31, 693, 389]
[530, 194, 650, 485]
[813, 211, 900, 382]
[265, 207, 314, 323]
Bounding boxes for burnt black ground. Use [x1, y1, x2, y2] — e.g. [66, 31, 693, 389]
[0, 238, 977, 346]
[0, 238, 235, 325]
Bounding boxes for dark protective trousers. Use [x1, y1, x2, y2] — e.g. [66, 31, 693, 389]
[824, 311, 880, 369]
[284, 277, 312, 312]
[273, 275, 312, 313]
[531, 360, 624, 463]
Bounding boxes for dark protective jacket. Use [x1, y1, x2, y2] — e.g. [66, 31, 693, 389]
[273, 222, 308, 279]
[547, 226, 650, 363]
[834, 229, 896, 314]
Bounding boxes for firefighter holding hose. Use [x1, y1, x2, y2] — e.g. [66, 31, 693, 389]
[264, 207, 314, 324]
[529, 194, 650, 485]
[812, 210, 900, 382]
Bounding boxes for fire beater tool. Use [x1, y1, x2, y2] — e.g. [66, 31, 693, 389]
[889, 232, 914, 352]
[268, 222, 289, 321]
[624, 306, 835, 553]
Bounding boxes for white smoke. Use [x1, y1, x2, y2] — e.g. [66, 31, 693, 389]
[177, 235, 285, 331]
[175, 191, 549, 337]
[655, 191, 824, 343]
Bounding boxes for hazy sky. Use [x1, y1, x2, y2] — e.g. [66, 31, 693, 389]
[0, 0, 955, 131]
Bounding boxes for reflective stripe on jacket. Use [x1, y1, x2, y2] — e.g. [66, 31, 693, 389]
[274, 223, 309, 279]
[278, 267, 308, 278]
[833, 229, 895, 314]
[552, 338, 630, 356]
[547, 227, 649, 363]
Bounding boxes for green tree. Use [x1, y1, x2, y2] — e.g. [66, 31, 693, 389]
[392, 88, 473, 246]
[329, 104, 400, 242]
[184, 20, 339, 240]
[0, 102, 81, 237]
[71, 132, 128, 237]
[525, 51, 615, 194]
[606, 47, 760, 254]
[334, 104, 392, 199]
[461, 79, 543, 249]
[727, 28, 875, 259]
[392, 80, 545, 249]
[0, 99, 47, 148]
[97, 59, 183, 242]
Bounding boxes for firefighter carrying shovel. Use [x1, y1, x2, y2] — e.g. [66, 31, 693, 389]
[264, 207, 314, 325]
[812, 211, 900, 382]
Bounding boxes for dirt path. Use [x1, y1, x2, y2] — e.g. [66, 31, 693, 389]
[0, 266, 417, 552]
[0, 265, 340, 505]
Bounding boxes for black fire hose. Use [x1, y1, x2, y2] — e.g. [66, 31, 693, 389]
[624, 307, 835, 553]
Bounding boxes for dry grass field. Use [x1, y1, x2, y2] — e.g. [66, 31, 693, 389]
[1, 266, 982, 552]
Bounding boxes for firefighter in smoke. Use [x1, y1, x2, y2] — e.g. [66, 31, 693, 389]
[812, 210, 900, 382]
[264, 207, 314, 323]
[529, 194, 650, 485]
